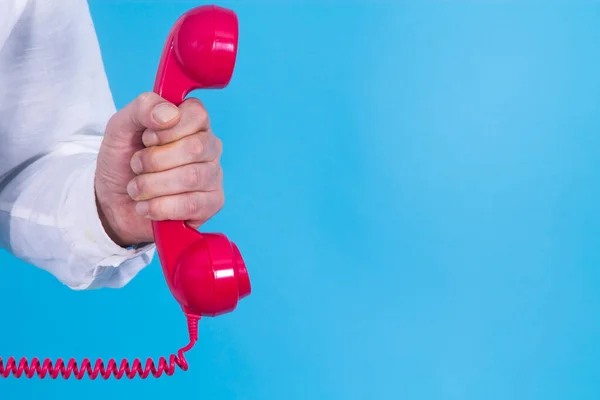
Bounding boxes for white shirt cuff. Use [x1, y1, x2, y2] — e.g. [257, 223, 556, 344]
[61, 157, 155, 289]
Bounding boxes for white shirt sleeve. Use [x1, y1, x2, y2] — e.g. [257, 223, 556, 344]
[0, 0, 156, 290]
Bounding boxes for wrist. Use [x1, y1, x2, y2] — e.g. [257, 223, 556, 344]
[95, 193, 131, 248]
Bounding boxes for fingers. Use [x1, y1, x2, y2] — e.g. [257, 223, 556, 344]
[141, 98, 210, 147]
[124, 96, 224, 226]
[105, 92, 182, 144]
[134, 190, 225, 223]
[130, 98, 217, 174]
[127, 162, 222, 201]
[130, 131, 222, 174]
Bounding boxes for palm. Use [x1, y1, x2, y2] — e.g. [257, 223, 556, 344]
[95, 136, 153, 246]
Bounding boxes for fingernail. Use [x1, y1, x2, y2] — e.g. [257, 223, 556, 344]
[143, 130, 159, 147]
[126, 180, 139, 199]
[136, 201, 149, 217]
[152, 104, 179, 124]
[130, 154, 143, 174]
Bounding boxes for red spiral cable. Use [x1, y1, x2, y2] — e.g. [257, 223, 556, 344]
[0, 315, 199, 380]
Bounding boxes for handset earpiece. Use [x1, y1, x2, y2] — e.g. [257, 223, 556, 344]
[152, 5, 251, 318]
[154, 5, 238, 101]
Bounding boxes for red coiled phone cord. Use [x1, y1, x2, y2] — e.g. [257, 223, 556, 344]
[0, 314, 199, 379]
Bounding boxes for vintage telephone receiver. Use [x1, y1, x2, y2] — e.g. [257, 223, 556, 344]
[0, 5, 251, 379]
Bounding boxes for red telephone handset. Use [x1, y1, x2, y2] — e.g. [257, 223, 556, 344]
[0, 5, 250, 380]
[152, 5, 250, 319]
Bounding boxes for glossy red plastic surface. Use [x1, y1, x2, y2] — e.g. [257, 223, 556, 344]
[152, 5, 251, 317]
[0, 316, 199, 379]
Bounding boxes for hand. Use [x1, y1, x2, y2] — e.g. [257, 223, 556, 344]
[95, 92, 224, 247]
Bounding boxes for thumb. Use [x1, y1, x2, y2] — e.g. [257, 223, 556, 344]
[105, 92, 181, 144]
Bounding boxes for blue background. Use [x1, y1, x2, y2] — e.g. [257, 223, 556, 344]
[2, 0, 600, 399]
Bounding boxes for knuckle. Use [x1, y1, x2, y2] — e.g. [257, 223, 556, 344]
[188, 134, 205, 157]
[214, 136, 223, 155]
[184, 193, 203, 215]
[137, 91, 156, 105]
[197, 109, 209, 128]
[185, 97, 204, 109]
[135, 92, 157, 113]
[216, 190, 225, 209]
[184, 164, 204, 188]
[132, 92, 158, 125]
[207, 191, 225, 217]
[190, 103, 209, 128]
